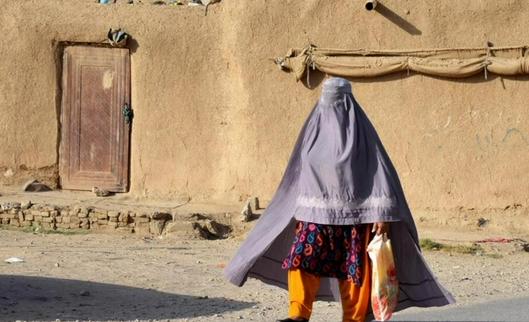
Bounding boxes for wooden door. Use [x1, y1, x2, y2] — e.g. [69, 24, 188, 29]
[59, 46, 130, 192]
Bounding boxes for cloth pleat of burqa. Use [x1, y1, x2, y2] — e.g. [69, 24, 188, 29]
[224, 77, 455, 313]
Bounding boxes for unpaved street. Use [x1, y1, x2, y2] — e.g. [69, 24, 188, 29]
[1, 229, 529, 321]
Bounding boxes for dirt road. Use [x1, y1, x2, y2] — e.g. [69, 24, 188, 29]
[1, 229, 529, 321]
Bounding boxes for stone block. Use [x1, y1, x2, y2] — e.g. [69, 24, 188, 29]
[1, 218, 10, 224]
[77, 212, 89, 218]
[10, 219, 20, 227]
[96, 212, 108, 220]
[165, 221, 194, 234]
[20, 201, 32, 210]
[50, 210, 59, 218]
[56, 223, 70, 229]
[17, 213, 24, 222]
[21, 221, 32, 227]
[108, 211, 119, 218]
[41, 217, 55, 223]
[118, 213, 130, 223]
[69, 222, 81, 229]
[25, 214, 34, 221]
[40, 211, 50, 217]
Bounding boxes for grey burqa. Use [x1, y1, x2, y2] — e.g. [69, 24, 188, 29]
[224, 77, 455, 312]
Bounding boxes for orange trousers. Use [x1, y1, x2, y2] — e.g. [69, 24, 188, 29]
[287, 225, 372, 322]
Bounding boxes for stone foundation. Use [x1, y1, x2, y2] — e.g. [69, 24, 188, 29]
[0, 201, 177, 235]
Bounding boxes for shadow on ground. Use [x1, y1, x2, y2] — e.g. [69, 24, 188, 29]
[0, 275, 255, 320]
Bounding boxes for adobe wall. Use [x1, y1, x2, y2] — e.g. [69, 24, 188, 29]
[1, 0, 529, 215]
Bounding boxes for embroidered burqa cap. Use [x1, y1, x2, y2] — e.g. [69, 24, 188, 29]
[224, 77, 455, 312]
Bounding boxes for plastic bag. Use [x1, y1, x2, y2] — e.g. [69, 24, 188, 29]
[367, 232, 399, 321]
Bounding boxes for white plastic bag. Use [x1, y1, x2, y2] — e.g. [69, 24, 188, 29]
[367, 232, 399, 321]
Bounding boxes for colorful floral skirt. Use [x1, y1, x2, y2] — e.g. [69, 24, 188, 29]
[282, 221, 366, 286]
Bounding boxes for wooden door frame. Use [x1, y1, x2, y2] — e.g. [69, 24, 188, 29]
[58, 44, 131, 192]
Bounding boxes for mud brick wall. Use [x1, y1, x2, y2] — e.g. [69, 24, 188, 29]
[0, 202, 172, 235]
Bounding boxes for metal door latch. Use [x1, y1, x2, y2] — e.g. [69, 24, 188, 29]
[122, 103, 133, 124]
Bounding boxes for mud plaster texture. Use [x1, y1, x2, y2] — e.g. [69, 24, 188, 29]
[1, 1, 529, 221]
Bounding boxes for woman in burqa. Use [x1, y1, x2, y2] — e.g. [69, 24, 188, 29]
[224, 77, 455, 322]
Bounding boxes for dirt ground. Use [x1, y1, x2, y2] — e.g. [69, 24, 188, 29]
[1, 227, 529, 322]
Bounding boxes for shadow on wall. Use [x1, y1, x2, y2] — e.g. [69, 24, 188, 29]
[0, 275, 254, 320]
[375, 2, 422, 35]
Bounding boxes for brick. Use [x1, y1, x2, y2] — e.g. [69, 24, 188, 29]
[77, 212, 89, 218]
[96, 212, 108, 220]
[40, 211, 50, 217]
[108, 211, 119, 218]
[119, 213, 130, 223]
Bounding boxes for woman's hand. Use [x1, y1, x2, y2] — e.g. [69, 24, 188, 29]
[374, 222, 389, 236]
